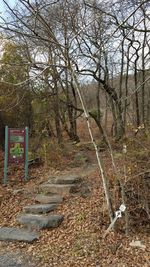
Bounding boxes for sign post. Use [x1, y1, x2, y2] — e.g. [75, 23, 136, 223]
[4, 126, 8, 185]
[3, 126, 29, 185]
[25, 127, 29, 181]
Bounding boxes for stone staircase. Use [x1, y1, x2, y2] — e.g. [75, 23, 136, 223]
[40, 174, 81, 196]
[0, 174, 81, 243]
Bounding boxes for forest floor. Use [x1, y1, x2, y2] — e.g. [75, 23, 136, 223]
[0, 131, 149, 267]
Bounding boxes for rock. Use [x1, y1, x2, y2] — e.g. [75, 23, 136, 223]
[48, 174, 81, 185]
[80, 183, 91, 198]
[35, 194, 63, 204]
[0, 227, 39, 243]
[0, 252, 36, 267]
[40, 183, 78, 196]
[129, 240, 146, 250]
[23, 204, 57, 214]
[13, 189, 24, 195]
[17, 214, 64, 229]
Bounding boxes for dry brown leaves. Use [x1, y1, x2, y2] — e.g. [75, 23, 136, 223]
[0, 141, 149, 267]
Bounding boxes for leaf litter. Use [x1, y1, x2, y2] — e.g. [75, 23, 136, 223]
[0, 143, 149, 267]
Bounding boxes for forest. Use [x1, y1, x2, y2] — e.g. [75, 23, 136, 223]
[0, 1, 149, 267]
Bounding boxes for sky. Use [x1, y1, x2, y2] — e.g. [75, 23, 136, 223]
[0, 0, 17, 16]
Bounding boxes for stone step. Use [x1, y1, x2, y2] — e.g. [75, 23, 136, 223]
[17, 214, 64, 229]
[23, 204, 57, 214]
[0, 252, 36, 267]
[40, 183, 78, 196]
[0, 227, 39, 243]
[48, 174, 81, 185]
[35, 194, 63, 204]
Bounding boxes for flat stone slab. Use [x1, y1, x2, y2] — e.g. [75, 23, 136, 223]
[17, 214, 64, 229]
[40, 183, 78, 196]
[48, 174, 81, 184]
[0, 252, 36, 267]
[35, 194, 63, 204]
[23, 204, 57, 214]
[0, 227, 39, 243]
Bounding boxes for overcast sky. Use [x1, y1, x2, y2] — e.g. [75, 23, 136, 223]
[0, 0, 17, 16]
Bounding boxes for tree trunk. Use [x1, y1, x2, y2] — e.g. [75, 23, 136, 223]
[93, 74, 125, 140]
[54, 82, 63, 144]
[141, 18, 146, 126]
[135, 69, 140, 127]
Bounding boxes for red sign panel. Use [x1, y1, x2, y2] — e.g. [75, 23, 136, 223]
[8, 129, 26, 163]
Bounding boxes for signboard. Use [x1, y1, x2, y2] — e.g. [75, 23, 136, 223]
[3, 126, 29, 185]
[8, 129, 26, 163]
